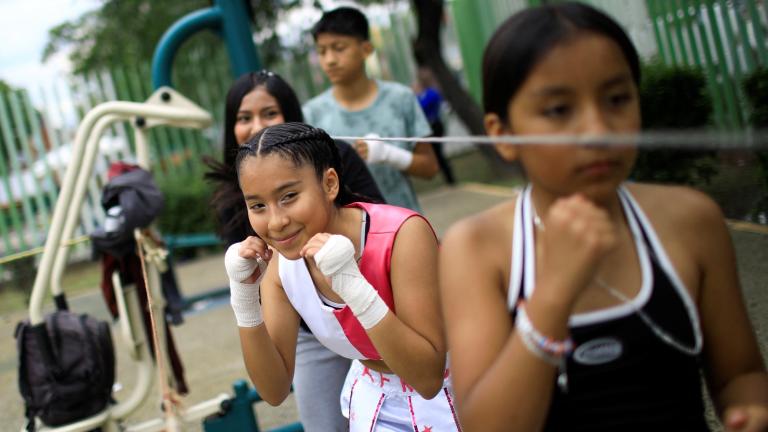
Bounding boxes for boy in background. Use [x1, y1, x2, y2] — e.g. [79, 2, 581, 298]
[304, 6, 438, 212]
[414, 66, 456, 186]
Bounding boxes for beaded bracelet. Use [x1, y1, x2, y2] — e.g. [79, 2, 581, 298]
[515, 300, 574, 366]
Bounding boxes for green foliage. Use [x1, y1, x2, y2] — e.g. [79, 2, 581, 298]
[0, 79, 13, 94]
[632, 61, 717, 185]
[43, 0, 289, 76]
[743, 68, 768, 127]
[0, 256, 36, 294]
[639, 62, 712, 128]
[742, 68, 768, 217]
[155, 170, 216, 237]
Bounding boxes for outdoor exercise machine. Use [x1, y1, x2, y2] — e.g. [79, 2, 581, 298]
[23, 0, 303, 430]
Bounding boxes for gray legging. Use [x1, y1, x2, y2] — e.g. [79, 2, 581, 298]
[293, 327, 351, 431]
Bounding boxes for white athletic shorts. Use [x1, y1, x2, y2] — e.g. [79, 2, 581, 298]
[340, 360, 462, 431]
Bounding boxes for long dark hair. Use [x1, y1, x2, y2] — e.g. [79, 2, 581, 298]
[236, 122, 361, 207]
[204, 71, 304, 244]
[482, 2, 640, 123]
[222, 71, 304, 167]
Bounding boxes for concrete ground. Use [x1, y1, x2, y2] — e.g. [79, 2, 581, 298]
[0, 183, 766, 431]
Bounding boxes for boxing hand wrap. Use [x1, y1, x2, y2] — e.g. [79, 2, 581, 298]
[364, 133, 413, 171]
[314, 235, 389, 329]
[225, 242, 268, 327]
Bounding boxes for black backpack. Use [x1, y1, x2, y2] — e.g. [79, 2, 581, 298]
[15, 310, 115, 430]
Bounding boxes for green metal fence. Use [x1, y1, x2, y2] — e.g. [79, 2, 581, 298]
[647, 0, 768, 128]
[449, 0, 768, 129]
[0, 59, 232, 268]
[0, 9, 422, 272]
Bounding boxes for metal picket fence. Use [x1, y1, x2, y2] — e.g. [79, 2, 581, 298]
[448, 0, 767, 129]
[0, 9, 427, 280]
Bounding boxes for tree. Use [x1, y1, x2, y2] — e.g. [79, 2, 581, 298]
[411, 0, 511, 175]
[42, 0, 288, 75]
[44, 0, 509, 174]
[0, 79, 12, 94]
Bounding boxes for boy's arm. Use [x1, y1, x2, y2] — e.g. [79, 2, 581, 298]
[407, 141, 439, 178]
[354, 136, 438, 179]
[354, 89, 439, 178]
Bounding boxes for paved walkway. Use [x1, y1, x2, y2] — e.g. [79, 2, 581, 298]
[1, 183, 766, 431]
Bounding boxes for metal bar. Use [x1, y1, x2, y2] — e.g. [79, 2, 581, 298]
[734, 1, 758, 71]
[8, 90, 48, 235]
[448, 0, 490, 103]
[128, 64, 168, 178]
[689, 0, 728, 128]
[702, 0, 743, 127]
[668, 0, 691, 63]
[681, 0, 704, 67]
[100, 69, 132, 162]
[111, 66, 138, 154]
[716, 0, 750, 122]
[390, 13, 416, 84]
[0, 140, 14, 252]
[42, 82, 90, 250]
[144, 62, 188, 175]
[0, 92, 40, 246]
[29, 98, 211, 324]
[19, 90, 59, 223]
[70, 76, 106, 235]
[0, 94, 29, 251]
[662, 0, 681, 64]
[646, 0, 672, 64]
[716, 0, 746, 76]
[151, 7, 223, 89]
[693, 0, 727, 127]
[746, 0, 768, 64]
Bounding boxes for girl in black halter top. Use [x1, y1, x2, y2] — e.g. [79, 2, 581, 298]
[439, 3, 768, 431]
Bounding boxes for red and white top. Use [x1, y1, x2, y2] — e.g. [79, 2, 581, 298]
[278, 202, 433, 360]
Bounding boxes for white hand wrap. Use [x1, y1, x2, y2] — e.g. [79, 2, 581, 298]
[364, 133, 413, 171]
[314, 235, 389, 329]
[225, 242, 268, 327]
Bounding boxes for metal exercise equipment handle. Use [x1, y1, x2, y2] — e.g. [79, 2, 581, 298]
[151, 0, 261, 89]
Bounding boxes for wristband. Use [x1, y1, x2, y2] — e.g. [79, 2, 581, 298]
[364, 133, 413, 171]
[225, 242, 267, 327]
[515, 301, 574, 365]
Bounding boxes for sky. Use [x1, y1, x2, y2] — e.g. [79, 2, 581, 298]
[0, 0, 100, 90]
[0, 0, 403, 92]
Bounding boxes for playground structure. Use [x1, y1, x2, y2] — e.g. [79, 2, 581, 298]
[22, 0, 302, 430]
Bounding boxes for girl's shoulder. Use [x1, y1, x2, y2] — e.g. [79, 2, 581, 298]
[442, 194, 519, 255]
[624, 182, 726, 239]
[626, 182, 724, 221]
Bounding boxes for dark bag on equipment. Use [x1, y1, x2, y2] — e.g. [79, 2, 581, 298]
[15, 310, 115, 430]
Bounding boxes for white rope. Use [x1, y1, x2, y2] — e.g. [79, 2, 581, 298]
[332, 129, 768, 149]
[134, 229, 181, 432]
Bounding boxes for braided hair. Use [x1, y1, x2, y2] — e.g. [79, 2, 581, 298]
[236, 122, 363, 207]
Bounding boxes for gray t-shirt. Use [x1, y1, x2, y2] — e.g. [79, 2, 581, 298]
[303, 80, 432, 212]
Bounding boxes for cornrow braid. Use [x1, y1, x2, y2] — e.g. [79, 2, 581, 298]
[277, 128, 332, 147]
[235, 122, 360, 207]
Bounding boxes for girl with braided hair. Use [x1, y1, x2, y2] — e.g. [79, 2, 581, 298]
[205, 71, 384, 431]
[225, 122, 461, 431]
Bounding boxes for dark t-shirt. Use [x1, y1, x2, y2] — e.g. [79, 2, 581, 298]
[334, 139, 385, 206]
